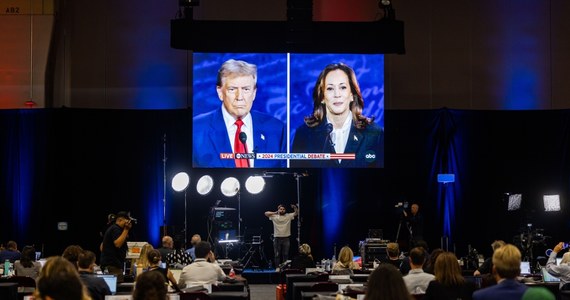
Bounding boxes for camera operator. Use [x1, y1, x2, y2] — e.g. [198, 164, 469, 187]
[100, 211, 135, 283]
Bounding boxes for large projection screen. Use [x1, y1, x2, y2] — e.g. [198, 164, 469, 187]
[192, 53, 384, 169]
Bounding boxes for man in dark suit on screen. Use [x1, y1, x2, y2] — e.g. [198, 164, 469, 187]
[193, 59, 286, 168]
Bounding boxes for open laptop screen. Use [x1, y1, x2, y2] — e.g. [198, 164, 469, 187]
[541, 267, 561, 282]
[94, 274, 117, 295]
[520, 261, 531, 275]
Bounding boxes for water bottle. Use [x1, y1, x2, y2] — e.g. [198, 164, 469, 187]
[4, 260, 10, 276]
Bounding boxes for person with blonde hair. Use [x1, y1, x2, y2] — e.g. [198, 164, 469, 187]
[472, 244, 528, 300]
[34, 256, 92, 300]
[545, 241, 570, 290]
[424, 252, 477, 300]
[332, 246, 361, 275]
[133, 243, 154, 276]
[291, 243, 315, 271]
[474, 240, 506, 276]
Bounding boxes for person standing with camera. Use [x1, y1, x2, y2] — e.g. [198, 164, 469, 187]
[100, 211, 135, 283]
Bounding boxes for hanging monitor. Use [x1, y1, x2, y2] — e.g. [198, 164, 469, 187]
[191, 52, 384, 169]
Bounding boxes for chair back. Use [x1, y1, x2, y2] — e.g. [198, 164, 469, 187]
[179, 291, 212, 300]
[310, 282, 338, 292]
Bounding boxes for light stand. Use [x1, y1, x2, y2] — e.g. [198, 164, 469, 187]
[172, 172, 190, 247]
[162, 134, 167, 236]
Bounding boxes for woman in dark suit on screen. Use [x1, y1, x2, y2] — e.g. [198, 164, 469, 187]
[291, 63, 384, 168]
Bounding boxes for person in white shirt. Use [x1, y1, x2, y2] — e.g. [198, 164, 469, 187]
[179, 241, 227, 288]
[265, 204, 298, 270]
[403, 246, 435, 295]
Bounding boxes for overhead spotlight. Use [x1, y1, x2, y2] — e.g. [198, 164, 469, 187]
[220, 177, 240, 197]
[171, 172, 190, 192]
[245, 176, 265, 194]
[543, 195, 561, 212]
[196, 175, 214, 195]
[507, 194, 522, 211]
[378, 0, 395, 20]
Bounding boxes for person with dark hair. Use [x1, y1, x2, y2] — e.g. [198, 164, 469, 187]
[265, 203, 299, 270]
[424, 252, 477, 300]
[145, 249, 179, 291]
[34, 256, 91, 300]
[423, 248, 444, 275]
[179, 241, 227, 287]
[403, 246, 435, 294]
[193, 59, 287, 168]
[78, 250, 112, 300]
[132, 270, 168, 300]
[100, 211, 134, 283]
[62, 244, 84, 270]
[166, 238, 192, 268]
[291, 62, 384, 168]
[472, 244, 528, 300]
[365, 263, 414, 300]
[0, 240, 21, 262]
[290, 243, 316, 271]
[14, 245, 42, 279]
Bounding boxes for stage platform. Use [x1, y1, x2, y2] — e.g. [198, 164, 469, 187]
[240, 268, 281, 284]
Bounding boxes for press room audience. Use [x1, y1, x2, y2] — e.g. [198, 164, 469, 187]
[545, 241, 570, 289]
[290, 243, 316, 271]
[179, 241, 227, 287]
[472, 244, 528, 300]
[403, 246, 435, 294]
[186, 234, 202, 261]
[34, 256, 92, 300]
[0, 240, 21, 262]
[380, 242, 404, 271]
[62, 244, 84, 270]
[132, 270, 168, 300]
[423, 251, 477, 300]
[78, 250, 112, 300]
[365, 263, 414, 300]
[14, 245, 42, 279]
[157, 235, 174, 261]
[332, 246, 361, 275]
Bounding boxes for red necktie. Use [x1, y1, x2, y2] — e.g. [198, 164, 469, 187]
[234, 119, 249, 168]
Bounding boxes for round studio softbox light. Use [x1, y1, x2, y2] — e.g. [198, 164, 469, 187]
[245, 176, 265, 194]
[172, 172, 190, 192]
[220, 177, 240, 197]
[196, 175, 214, 195]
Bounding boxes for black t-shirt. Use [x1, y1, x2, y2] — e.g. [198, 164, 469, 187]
[100, 224, 127, 268]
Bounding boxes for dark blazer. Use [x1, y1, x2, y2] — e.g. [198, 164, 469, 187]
[424, 280, 477, 300]
[291, 120, 384, 168]
[472, 278, 528, 300]
[193, 107, 286, 168]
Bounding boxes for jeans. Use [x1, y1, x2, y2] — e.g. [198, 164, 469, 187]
[273, 236, 290, 267]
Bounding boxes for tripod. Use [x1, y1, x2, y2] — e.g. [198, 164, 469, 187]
[240, 236, 268, 270]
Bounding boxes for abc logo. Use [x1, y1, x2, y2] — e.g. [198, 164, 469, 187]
[365, 150, 376, 163]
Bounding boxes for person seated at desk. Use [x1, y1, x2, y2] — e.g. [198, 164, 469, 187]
[403, 246, 435, 295]
[366, 264, 413, 300]
[78, 250, 112, 300]
[291, 243, 316, 272]
[545, 241, 570, 290]
[166, 239, 192, 269]
[132, 243, 154, 277]
[424, 252, 477, 300]
[34, 256, 91, 300]
[380, 242, 404, 271]
[132, 271, 168, 300]
[332, 246, 361, 275]
[0, 240, 21, 262]
[179, 241, 228, 288]
[14, 245, 42, 279]
[472, 244, 528, 300]
[145, 249, 179, 291]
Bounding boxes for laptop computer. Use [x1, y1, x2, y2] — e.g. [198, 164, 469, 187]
[94, 274, 118, 295]
[541, 267, 560, 283]
[520, 261, 532, 275]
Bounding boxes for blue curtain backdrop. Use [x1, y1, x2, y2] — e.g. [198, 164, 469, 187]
[2, 108, 570, 259]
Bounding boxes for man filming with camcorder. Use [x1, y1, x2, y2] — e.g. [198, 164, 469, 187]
[100, 211, 136, 283]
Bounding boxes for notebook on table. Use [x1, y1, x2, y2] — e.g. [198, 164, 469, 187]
[541, 267, 560, 283]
